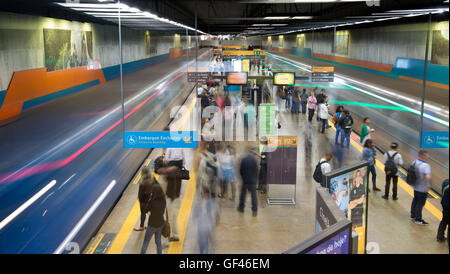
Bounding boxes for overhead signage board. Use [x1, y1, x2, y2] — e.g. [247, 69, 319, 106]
[311, 66, 335, 82]
[187, 72, 210, 83]
[226, 72, 248, 85]
[124, 131, 198, 148]
[421, 131, 449, 148]
[273, 72, 295, 86]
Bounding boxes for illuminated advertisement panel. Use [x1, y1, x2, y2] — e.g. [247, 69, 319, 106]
[226, 72, 248, 85]
[273, 72, 295, 85]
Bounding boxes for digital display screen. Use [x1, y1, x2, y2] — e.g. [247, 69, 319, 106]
[226, 72, 248, 85]
[273, 72, 295, 85]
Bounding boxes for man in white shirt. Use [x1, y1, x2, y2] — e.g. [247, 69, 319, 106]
[320, 153, 332, 175]
[165, 147, 185, 168]
[381, 142, 404, 200]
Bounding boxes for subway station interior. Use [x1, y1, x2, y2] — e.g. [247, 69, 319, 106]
[0, 0, 449, 256]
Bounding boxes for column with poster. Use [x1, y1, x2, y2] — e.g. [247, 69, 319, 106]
[323, 162, 369, 254]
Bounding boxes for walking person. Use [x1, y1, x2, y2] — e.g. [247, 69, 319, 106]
[313, 152, 333, 187]
[134, 167, 156, 232]
[257, 137, 269, 194]
[307, 91, 317, 122]
[198, 142, 218, 198]
[437, 179, 449, 248]
[362, 139, 380, 192]
[381, 142, 404, 200]
[315, 89, 327, 122]
[410, 150, 432, 225]
[338, 110, 353, 149]
[333, 106, 344, 145]
[237, 147, 259, 217]
[140, 183, 166, 254]
[300, 89, 309, 115]
[360, 117, 375, 146]
[318, 96, 329, 134]
[192, 186, 220, 254]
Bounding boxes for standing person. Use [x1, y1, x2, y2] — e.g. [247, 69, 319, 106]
[307, 91, 317, 122]
[410, 150, 432, 225]
[134, 167, 156, 231]
[291, 88, 300, 114]
[381, 142, 404, 200]
[217, 144, 237, 201]
[192, 186, 220, 254]
[140, 183, 166, 254]
[257, 137, 269, 194]
[360, 117, 375, 146]
[318, 97, 329, 134]
[313, 153, 333, 187]
[338, 110, 353, 149]
[300, 89, 309, 115]
[361, 139, 380, 192]
[164, 146, 185, 242]
[333, 106, 344, 145]
[437, 179, 449, 247]
[315, 89, 326, 121]
[237, 147, 259, 217]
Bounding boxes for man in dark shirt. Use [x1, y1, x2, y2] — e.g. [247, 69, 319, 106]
[437, 179, 449, 248]
[238, 147, 259, 217]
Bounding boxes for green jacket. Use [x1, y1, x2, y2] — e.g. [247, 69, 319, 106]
[360, 124, 370, 144]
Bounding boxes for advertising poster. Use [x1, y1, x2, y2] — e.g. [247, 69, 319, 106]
[431, 27, 449, 66]
[328, 165, 368, 254]
[333, 32, 349, 55]
[226, 72, 248, 85]
[306, 228, 350, 254]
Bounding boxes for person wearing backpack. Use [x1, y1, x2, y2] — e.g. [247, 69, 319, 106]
[381, 142, 404, 200]
[313, 153, 333, 187]
[437, 179, 449, 247]
[338, 110, 353, 149]
[410, 150, 432, 225]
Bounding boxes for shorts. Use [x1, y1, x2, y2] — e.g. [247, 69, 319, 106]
[221, 168, 236, 184]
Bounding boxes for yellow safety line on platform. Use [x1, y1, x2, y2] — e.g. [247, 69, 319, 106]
[107, 95, 197, 254]
[326, 119, 442, 221]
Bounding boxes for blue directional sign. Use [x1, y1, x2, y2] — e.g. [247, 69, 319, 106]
[421, 131, 449, 149]
[124, 131, 198, 148]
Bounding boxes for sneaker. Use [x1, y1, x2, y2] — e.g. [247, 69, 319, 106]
[436, 237, 446, 242]
[392, 196, 398, 201]
[237, 207, 244, 213]
[169, 236, 180, 242]
[252, 211, 257, 217]
[381, 195, 389, 200]
[373, 187, 381, 191]
[414, 219, 429, 225]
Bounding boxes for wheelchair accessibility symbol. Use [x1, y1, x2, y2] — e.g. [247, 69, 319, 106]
[127, 135, 137, 145]
[425, 135, 435, 145]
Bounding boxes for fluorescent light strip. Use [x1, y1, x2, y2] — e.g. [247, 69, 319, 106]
[54, 180, 116, 254]
[267, 53, 449, 126]
[0, 180, 57, 230]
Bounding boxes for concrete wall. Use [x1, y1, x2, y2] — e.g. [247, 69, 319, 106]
[270, 21, 448, 66]
[0, 11, 188, 91]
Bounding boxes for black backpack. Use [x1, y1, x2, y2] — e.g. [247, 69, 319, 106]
[406, 160, 418, 186]
[313, 160, 327, 184]
[384, 152, 398, 176]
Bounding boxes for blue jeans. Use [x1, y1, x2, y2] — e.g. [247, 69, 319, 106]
[368, 165, 377, 188]
[300, 100, 307, 114]
[411, 191, 428, 221]
[140, 225, 163, 254]
[340, 130, 351, 148]
[238, 184, 258, 213]
[335, 125, 342, 144]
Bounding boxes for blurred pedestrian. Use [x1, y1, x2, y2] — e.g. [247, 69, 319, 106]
[140, 183, 166, 254]
[192, 186, 220, 254]
[300, 89, 309, 115]
[217, 144, 237, 201]
[237, 147, 259, 217]
[198, 142, 218, 198]
[257, 137, 269, 194]
[338, 110, 353, 148]
[134, 167, 156, 232]
[437, 179, 449, 247]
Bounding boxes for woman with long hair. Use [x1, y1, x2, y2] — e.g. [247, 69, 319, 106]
[134, 167, 155, 232]
[140, 183, 167, 254]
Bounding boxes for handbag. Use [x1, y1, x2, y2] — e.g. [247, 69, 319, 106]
[162, 208, 170, 238]
[178, 167, 190, 180]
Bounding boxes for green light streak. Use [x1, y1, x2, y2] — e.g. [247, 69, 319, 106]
[330, 100, 412, 112]
[437, 141, 449, 148]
